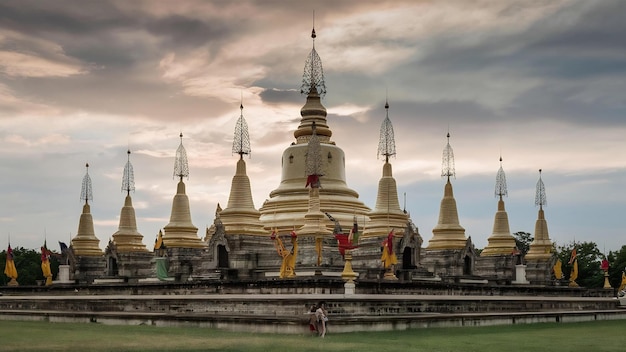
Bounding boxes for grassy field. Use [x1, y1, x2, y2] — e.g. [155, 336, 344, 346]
[0, 319, 625, 352]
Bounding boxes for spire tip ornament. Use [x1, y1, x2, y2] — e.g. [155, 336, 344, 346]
[377, 98, 396, 163]
[232, 101, 251, 158]
[173, 133, 189, 181]
[122, 149, 135, 196]
[441, 132, 456, 179]
[535, 169, 547, 208]
[495, 156, 507, 199]
[80, 163, 93, 204]
[300, 25, 326, 98]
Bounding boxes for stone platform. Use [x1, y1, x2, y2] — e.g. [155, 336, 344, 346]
[0, 279, 623, 333]
[0, 293, 624, 334]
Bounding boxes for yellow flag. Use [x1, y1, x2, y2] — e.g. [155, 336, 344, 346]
[570, 260, 578, 282]
[154, 230, 164, 250]
[315, 237, 323, 266]
[553, 259, 562, 280]
[619, 272, 626, 292]
[4, 245, 18, 279]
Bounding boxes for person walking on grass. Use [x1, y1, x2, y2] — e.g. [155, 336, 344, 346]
[315, 301, 328, 338]
[308, 305, 319, 335]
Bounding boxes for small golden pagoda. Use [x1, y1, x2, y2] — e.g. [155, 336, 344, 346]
[112, 150, 148, 252]
[298, 121, 332, 237]
[362, 100, 408, 238]
[259, 27, 370, 233]
[427, 133, 467, 250]
[481, 157, 517, 256]
[219, 103, 266, 236]
[525, 169, 552, 260]
[71, 163, 104, 256]
[162, 133, 206, 248]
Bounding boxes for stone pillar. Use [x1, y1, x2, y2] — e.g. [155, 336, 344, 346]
[512, 264, 529, 284]
[56, 265, 73, 284]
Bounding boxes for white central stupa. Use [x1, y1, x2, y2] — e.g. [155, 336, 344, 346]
[259, 27, 370, 233]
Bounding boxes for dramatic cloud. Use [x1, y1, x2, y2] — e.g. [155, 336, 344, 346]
[0, 0, 624, 253]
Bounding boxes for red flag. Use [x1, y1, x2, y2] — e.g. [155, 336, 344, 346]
[568, 248, 577, 265]
[335, 233, 357, 257]
[601, 258, 609, 271]
[305, 175, 319, 188]
[6, 244, 13, 261]
[385, 230, 394, 255]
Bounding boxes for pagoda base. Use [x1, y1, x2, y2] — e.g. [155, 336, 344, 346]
[474, 255, 517, 284]
[72, 255, 106, 284]
[525, 257, 555, 285]
[422, 248, 471, 278]
[163, 247, 212, 282]
[110, 251, 156, 281]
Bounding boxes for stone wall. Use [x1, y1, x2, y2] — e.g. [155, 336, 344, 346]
[0, 291, 622, 333]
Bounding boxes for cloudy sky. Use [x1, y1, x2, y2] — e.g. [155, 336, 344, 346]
[1, 0, 624, 254]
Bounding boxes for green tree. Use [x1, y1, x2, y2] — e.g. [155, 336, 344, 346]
[556, 241, 604, 288]
[513, 231, 533, 256]
[1, 247, 60, 286]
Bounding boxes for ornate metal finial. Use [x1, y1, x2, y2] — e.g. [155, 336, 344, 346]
[80, 162, 93, 204]
[535, 169, 547, 208]
[300, 24, 327, 98]
[232, 101, 251, 158]
[441, 132, 456, 179]
[122, 149, 135, 196]
[378, 98, 396, 163]
[173, 132, 189, 181]
[305, 121, 323, 188]
[495, 156, 507, 199]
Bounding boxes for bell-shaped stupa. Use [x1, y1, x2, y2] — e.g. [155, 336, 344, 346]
[112, 150, 148, 252]
[481, 157, 517, 256]
[220, 102, 266, 235]
[525, 169, 552, 260]
[71, 163, 104, 256]
[362, 100, 408, 238]
[259, 26, 370, 232]
[162, 133, 206, 248]
[427, 133, 467, 250]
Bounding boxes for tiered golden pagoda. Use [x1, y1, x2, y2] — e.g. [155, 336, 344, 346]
[112, 150, 148, 252]
[219, 103, 266, 236]
[481, 157, 517, 256]
[259, 27, 370, 232]
[71, 163, 104, 256]
[426, 133, 467, 250]
[525, 169, 552, 260]
[162, 133, 206, 248]
[362, 100, 408, 238]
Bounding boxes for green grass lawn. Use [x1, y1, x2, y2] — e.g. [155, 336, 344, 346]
[1, 319, 625, 352]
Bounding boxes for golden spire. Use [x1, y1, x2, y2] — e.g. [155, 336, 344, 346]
[363, 99, 407, 238]
[163, 134, 206, 248]
[526, 169, 552, 260]
[294, 25, 332, 143]
[72, 163, 103, 256]
[220, 103, 265, 235]
[481, 156, 516, 256]
[112, 150, 148, 252]
[298, 122, 332, 237]
[427, 133, 466, 250]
